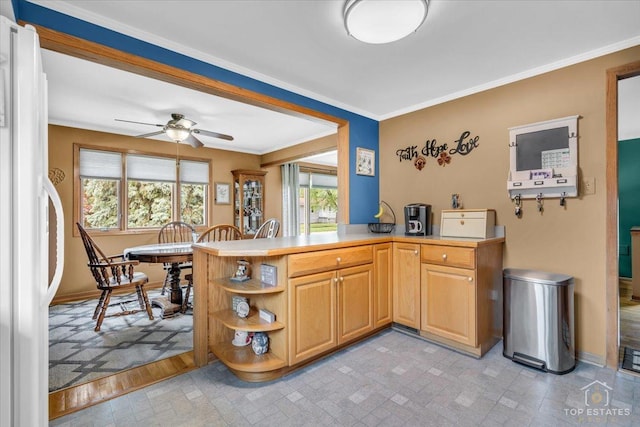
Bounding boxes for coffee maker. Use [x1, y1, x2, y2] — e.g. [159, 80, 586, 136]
[404, 203, 431, 236]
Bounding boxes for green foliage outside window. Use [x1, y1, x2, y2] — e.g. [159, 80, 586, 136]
[82, 178, 119, 229]
[127, 181, 172, 228]
[310, 188, 338, 213]
[181, 184, 205, 226]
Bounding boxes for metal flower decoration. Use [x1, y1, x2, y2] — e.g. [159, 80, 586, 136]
[414, 155, 426, 171]
[437, 152, 451, 166]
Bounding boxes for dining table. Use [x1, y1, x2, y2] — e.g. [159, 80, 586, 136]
[124, 242, 193, 318]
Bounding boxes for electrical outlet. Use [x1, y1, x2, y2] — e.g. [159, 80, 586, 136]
[583, 177, 595, 195]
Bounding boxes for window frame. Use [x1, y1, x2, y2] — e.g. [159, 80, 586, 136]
[298, 166, 338, 235]
[73, 143, 212, 236]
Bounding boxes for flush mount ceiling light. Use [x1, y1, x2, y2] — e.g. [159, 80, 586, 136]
[344, 0, 429, 44]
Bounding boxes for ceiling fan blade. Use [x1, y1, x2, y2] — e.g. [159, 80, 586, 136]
[115, 118, 164, 127]
[135, 130, 166, 138]
[185, 134, 204, 148]
[193, 128, 234, 141]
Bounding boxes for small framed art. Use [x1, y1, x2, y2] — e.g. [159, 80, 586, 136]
[356, 147, 375, 176]
[215, 182, 231, 204]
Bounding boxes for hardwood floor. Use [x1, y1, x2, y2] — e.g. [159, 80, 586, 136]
[49, 351, 196, 420]
[619, 278, 640, 363]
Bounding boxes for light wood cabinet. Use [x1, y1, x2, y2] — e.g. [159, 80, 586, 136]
[337, 264, 374, 344]
[289, 271, 336, 365]
[193, 235, 504, 380]
[392, 242, 421, 328]
[419, 241, 503, 356]
[421, 264, 477, 346]
[288, 246, 374, 365]
[232, 169, 267, 239]
[373, 243, 393, 328]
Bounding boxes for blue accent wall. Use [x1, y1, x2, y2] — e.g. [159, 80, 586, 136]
[619, 138, 640, 278]
[16, 1, 380, 224]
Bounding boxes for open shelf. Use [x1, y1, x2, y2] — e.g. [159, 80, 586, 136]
[212, 309, 285, 332]
[212, 277, 284, 294]
[211, 341, 286, 373]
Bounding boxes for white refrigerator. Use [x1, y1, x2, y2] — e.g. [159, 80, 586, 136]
[0, 16, 64, 427]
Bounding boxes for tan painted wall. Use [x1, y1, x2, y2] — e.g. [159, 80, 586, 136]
[379, 45, 640, 362]
[49, 125, 263, 301]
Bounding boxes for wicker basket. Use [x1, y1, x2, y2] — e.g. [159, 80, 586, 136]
[368, 201, 396, 234]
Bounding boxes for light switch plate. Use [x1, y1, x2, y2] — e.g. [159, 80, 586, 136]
[583, 177, 595, 195]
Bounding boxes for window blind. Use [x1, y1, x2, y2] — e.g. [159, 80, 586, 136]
[127, 155, 176, 182]
[299, 172, 337, 189]
[180, 160, 209, 184]
[79, 149, 122, 179]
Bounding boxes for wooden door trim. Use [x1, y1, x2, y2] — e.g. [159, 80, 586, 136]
[605, 60, 640, 368]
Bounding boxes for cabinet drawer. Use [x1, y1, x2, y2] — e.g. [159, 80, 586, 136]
[288, 246, 373, 278]
[440, 209, 495, 239]
[421, 244, 475, 269]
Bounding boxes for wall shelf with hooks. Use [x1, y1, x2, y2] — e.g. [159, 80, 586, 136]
[507, 115, 579, 199]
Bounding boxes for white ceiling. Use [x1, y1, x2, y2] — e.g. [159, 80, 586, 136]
[42, 50, 338, 155]
[29, 0, 640, 154]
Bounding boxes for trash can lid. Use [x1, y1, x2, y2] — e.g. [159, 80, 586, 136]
[503, 268, 574, 286]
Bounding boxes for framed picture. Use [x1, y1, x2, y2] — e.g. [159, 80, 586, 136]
[215, 182, 231, 204]
[356, 147, 375, 176]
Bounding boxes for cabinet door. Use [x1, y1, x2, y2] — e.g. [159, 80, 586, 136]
[288, 271, 337, 365]
[337, 264, 374, 344]
[373, 243, 392, 328]
[421, 264, 477, 346]
[392, 243, 421, 328]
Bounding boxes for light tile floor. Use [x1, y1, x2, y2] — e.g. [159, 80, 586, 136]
[50, 330, 640, 426]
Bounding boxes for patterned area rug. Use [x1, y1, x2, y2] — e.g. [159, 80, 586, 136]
[49, 290, 193, 392]
[622, 347, 640, 374]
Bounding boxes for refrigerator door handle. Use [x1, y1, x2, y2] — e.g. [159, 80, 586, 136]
[44, 177, 64, 306]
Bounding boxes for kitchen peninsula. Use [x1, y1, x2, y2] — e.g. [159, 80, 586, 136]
[192, 232, 504, 382]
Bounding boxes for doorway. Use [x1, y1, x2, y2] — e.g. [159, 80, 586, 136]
[605, 60, 640, 370]
[617, 74, 640, 371]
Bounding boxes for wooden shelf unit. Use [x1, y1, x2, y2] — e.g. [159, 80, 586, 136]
[204, 255, 288, 381]
[212, 308, 285, 332]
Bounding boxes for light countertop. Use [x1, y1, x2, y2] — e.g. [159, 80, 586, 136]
[193, 232, 505, 257]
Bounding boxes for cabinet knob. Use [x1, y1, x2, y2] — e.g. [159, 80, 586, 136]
[442, 254, 447, 260]
[414, 250, 419, 255]
[336, 257, 341, 263]
[468, 277, 473, 282]
[339, 277, 344, 282]
[334, 277, 338, 283]
[460, 220, 464, 225]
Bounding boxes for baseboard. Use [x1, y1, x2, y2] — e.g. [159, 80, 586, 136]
[577, 350, 606, 367]
[50, 281, 164, 305]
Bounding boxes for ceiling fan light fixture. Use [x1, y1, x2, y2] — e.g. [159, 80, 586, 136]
[344, 0, 429, 44]
[165, 126, 190, 142]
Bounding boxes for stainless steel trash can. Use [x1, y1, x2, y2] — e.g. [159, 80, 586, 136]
[503, 268, 575, 374]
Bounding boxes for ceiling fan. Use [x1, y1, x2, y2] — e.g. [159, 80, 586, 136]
[115, 113, 234, 148]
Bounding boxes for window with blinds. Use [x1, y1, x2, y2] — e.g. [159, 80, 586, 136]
[77, 147, 209, 231]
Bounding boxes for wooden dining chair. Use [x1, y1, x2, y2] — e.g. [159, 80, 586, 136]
[158, 221, 196, 295]
[254, 218, 280, 239]
[76, 222, 154, 331]
[197, 224, 242, 243]
[182, 224, 241, 313]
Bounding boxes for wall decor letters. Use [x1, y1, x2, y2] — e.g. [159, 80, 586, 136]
[396, 131, 480, 170]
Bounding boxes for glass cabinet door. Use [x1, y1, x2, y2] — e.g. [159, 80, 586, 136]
[232, 170, 267, 238]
